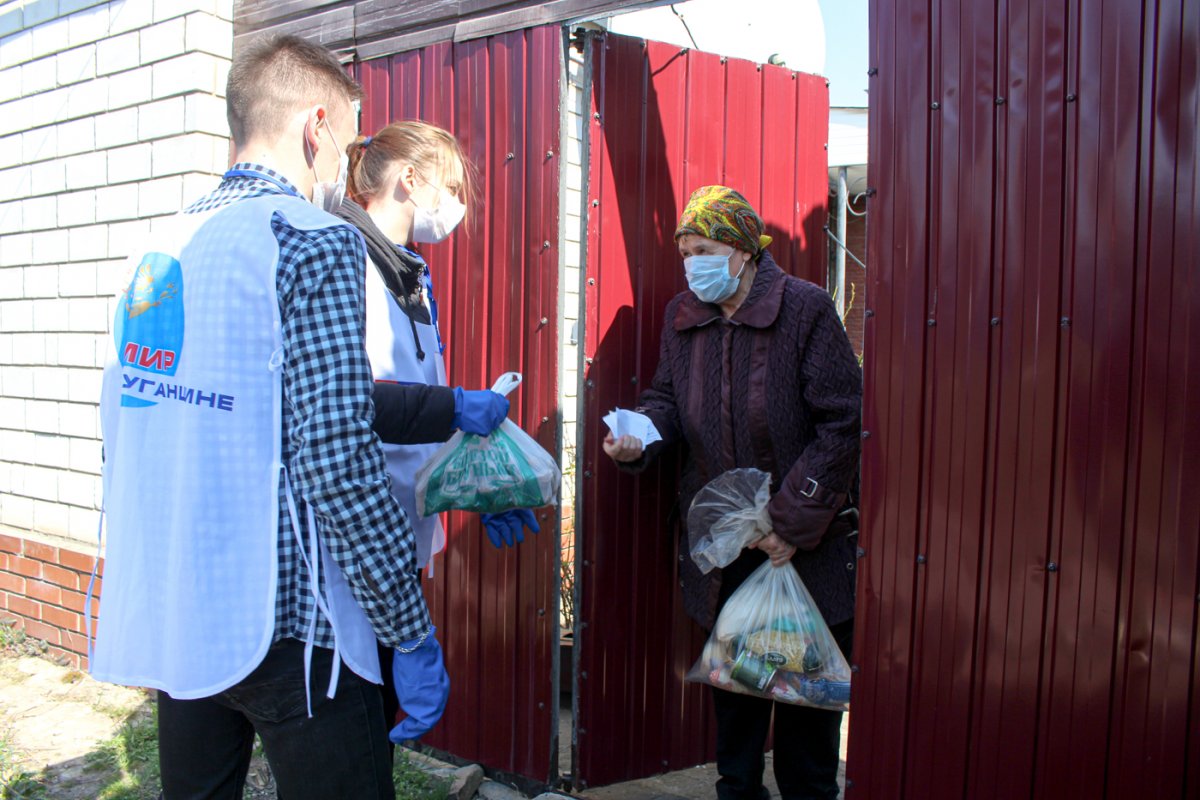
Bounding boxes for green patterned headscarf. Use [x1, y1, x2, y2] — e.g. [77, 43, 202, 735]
[674, 185, 773, 255]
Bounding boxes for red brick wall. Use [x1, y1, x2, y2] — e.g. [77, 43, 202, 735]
[0, 532, 103, 669]
[841, 212, 868, 358]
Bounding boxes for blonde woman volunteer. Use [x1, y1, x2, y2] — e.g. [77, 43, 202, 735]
[337, 121, 540, 742]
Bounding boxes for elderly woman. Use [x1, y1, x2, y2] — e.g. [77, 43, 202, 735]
[603, 185, 862, 800]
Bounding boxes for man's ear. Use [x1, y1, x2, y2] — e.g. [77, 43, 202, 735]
[302, 105, 325, 164]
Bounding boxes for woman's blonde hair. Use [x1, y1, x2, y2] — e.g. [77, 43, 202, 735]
[346, 120, 477, 216]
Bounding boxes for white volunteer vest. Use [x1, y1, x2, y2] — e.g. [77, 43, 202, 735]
[363, 253, 448, 568]
[95, 193, 381, 699]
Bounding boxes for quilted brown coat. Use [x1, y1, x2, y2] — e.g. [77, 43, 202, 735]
[625, 251, 862, 629]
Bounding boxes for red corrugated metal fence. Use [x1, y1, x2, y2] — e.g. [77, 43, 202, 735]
[851, 0, 1200, 796]
[354, 25, 562, 782]
[576, 30, 831, 788]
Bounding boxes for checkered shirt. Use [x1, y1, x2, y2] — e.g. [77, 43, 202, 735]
[185, 163, 432, 649]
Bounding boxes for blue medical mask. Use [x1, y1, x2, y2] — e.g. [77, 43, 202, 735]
[684, 251, 745, 304]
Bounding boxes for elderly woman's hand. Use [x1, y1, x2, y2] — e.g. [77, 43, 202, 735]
[603, 433, 645, 463]
[751, 532, 797, 567]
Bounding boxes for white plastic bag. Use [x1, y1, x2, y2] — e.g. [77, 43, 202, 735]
[414, 373, 561, 515]
[688, 469, 773, 574]
[686, 560, 852, 711]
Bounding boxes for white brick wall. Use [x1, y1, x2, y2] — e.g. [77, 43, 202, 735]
[0, 0, 233, 544]
[559, 47, 587, 521]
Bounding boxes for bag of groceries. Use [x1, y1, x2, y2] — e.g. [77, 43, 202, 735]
[684, 485, 852, 710]
[415, 373, 560, 515]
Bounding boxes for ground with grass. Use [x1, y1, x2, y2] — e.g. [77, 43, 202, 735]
[0, 623, 449, 800]
[0, 636, 152, 798]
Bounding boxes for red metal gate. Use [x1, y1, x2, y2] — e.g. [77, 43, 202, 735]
[576, 31, 831, 788]
[354, 26, 562, 782]
[852, 0, 1200, 797]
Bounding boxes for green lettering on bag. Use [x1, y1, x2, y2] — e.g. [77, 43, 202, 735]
[421, 426, 544, 514]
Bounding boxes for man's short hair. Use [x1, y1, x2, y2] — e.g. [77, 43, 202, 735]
[226, 35, 363, 146]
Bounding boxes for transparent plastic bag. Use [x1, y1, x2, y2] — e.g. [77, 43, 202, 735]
[686, 560, 852, 710]
[415, 373, 561, 515]
[688, 469, 773, 574]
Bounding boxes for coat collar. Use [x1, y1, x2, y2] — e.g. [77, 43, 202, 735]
[674, 250, 786, 331]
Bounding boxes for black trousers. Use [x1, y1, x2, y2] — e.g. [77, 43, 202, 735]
[712, 552, 854, 800]
[378, 642, 400, 747]
[156, 638, 393, 800]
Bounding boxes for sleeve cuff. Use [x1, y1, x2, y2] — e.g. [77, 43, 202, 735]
[768, 480, 846, 550]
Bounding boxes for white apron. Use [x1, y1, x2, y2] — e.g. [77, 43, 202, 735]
[95, 193, 381, 699]
[363, 252, 448, 569]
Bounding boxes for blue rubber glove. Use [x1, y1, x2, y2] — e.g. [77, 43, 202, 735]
[480, 508, 540, 548]
[452, 387, 510, 436]
[389, 627, 450, 744]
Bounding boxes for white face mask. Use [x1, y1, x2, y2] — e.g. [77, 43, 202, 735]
[412, 190, 466, 243]
[307, 120, 348, 213]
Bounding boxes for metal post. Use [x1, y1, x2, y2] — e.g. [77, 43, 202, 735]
[834, 167, 848, 318]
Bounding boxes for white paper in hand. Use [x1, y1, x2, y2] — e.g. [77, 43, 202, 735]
[602, 407, 662, 447]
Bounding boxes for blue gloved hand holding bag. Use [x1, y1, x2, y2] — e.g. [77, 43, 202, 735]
[452, 387, 509, 436]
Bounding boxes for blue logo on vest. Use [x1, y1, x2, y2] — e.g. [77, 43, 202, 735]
[115, 252, 184, 408]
